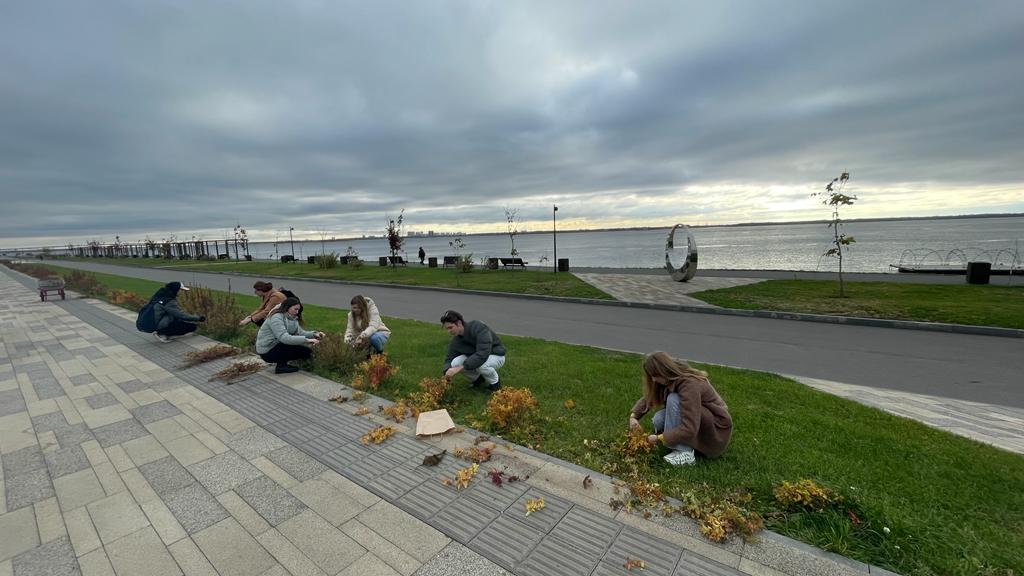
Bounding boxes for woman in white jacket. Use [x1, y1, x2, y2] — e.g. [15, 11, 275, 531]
[344, 295, 391, 355]
[256, 297, 323, 373]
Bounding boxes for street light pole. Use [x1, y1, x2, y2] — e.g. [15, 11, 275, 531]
[552, 205, 558, 273]
[289, 227, 295, 262]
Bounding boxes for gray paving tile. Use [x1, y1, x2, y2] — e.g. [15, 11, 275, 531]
[52, 424, 95, 448]
[164, 482, 231, 534]
[279, 423, 330, 445]
[506, 489, 572, 534]
[0, 388, 28, 417]
[299, 435, 341, 457]
[139, 456, 197, 495]
[517, 533, 599, 576]
[129, 400, 182, 425]
[224, 426, 288, 460]
[375, 435, 430, 463]
[11, 535, 80, 576]
[84, 392, 119, 410]
[92, 418, 149, 448]
[431, 494, 500, 544]
[368, 465, 424, 501]
[673, 550, 745, 576]
[343, 451, 400, 485]
[32, 376, 65, 400]
[31, 411, 69, 433]
[467, 514, 544, 571]
[44, 444, 91, 478]
[547, 506, 622, 558]
[5, 468, 56, 511]
[395, 478, 459, 521]
[410, 542, 512, 576]
[234, 475, 307, 526]
[2, 445, 46, 479]
[115, 379, 149, 394]
[463, 474, 530, 511]
[188, 451, 263, 495]
[265, 445, 327, 482]
[70, 374, 97, 386]
[604, 527, 681, 576]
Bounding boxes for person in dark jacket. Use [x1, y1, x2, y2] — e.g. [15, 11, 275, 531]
[440, 310, 506, 392]
[149, 281, 205, 342]
[629, 351, 733, 466]
[418, 246, 426, 265]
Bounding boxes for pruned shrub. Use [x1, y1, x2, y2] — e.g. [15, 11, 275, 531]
[457, 253, 475, 273]
[64, 270, 105, 297]
[355, 353, 399, 389]
[178, 286, 247, 342]
[315, 252, 339, 269]
[107, 289, 147, 311]
[485, 387, 538, 430]
[774, 479, 838, 512]
[310, 332, 361, 375]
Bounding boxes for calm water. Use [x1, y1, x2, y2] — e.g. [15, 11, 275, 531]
[249, 216, 1024, 273]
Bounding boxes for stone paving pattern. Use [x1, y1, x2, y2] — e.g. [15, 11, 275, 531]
[1, 268, 905, 576]
[574, 273, 764, 307]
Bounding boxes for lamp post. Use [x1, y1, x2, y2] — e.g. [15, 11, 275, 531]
[289, 227, 295, 262]
[552, 205, 558, 273]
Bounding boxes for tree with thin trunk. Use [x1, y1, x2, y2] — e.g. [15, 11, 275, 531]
[385, 210, 405, 268]
[505, 206, 520, 268]
[813, 172, 857, 297]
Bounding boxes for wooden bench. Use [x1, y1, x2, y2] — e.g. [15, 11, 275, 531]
[442, 256, 459, 268]
[387, 256, 408, 266]
[499, 257, 528, 269]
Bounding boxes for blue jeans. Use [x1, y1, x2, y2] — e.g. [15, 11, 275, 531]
[368, 332, 389, 353]
[651, 393, 693, 452]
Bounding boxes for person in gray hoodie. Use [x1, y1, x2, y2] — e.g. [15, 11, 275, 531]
[256, 297, 323, 374]
[440, 309, 506, 392]
[149, 281, 205, 342]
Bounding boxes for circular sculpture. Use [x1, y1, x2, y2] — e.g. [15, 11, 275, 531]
[665, 224, 698, 282]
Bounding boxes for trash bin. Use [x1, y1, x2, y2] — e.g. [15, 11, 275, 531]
[487, 258, 499, 270]
[558, 258, 569, 272]
[307, 256, 316, 264]
[428, 257, 437, 268]
[379, 256, 388, 266]
[280, 255, 295, 263]
[966, 261, 991, 285]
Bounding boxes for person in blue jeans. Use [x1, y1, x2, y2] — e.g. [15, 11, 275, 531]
[628, 352, 733, 466]
[344, 295, 391, 356]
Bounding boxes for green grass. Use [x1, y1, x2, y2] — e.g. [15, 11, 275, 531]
[692, 279, 1024, 330]
[29, 264, 1024, 576]
[57, 257, 612, 300]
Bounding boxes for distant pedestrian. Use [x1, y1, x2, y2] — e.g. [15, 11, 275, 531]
[418, 246, 426, 265]
[440, 309, 505, 392]
[148, 281, 205, 342]
[628, 351, 733, 466]
[239, 281, 286, 327]
[256, 297, 324, 374]
[344, 295, 391, 356]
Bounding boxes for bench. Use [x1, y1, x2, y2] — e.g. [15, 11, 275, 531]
[387, 256, 408, 266]
[442, 256, 458, 268]
[499, 257, 528, 269]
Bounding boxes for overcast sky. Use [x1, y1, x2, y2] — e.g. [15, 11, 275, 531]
[2, 1, 1023, 247]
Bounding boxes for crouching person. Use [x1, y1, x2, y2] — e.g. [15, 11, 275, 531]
[344, 295, 390, 356]
[440, 309, 506, 392]
[256, 297, 323, 374]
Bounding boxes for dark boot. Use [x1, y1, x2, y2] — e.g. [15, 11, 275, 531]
[275, 363, 299, 374]
[470, 375, 485, 388]
[486, 379, 502, 393]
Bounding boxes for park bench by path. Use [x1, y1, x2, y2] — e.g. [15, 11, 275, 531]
[442, 256, 458, 268]
[388, 255, 408, 266]
[500, 257, 528, 269]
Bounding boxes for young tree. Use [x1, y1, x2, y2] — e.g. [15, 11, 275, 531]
[385, 210, 405, 268]
[813, 172, 857, 296]
[504, 206, 520, 263]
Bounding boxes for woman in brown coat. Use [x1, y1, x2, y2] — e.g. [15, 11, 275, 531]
[239, 281, 286, 327]
[629, 351, 733, 466]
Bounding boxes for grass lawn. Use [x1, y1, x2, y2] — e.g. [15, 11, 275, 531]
[54, 257, 613, 300]
[26, 264, 1024, 576]
[691, 279, 1024, 330]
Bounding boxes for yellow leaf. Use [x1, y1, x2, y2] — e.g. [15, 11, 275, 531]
[524, 497, 545, 516]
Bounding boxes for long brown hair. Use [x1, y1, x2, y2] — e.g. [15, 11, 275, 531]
[350, 295, 368, 331]
[642, 351, 709, 407]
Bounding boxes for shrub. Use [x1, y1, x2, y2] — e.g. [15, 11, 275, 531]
[485, 387, 539, 430]
[107, 289, 147, 311]
[355, 353, 399, 389]
[457, 253, 475, 273]
[315, 252, 339, 269]
[64, 270, 105, 297]
[310, 332, 361, 376]
[774, 479, 838, 512]
[179, 286, 247, 342]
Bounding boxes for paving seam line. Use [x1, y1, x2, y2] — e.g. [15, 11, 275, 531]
[1, 266, 899, 576]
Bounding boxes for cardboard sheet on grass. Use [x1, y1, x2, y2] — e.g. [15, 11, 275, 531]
[416, 409, 456, 436]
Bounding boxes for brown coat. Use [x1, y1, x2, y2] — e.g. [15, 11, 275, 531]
[249, 290, 286, 322]
[631, 375, 733, 458]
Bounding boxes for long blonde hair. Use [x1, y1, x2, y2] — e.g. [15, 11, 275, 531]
[642, 351, 709, 407]
[350, 295, 369, 332]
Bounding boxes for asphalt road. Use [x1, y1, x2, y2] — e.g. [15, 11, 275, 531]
[33, 260, 1024, 408]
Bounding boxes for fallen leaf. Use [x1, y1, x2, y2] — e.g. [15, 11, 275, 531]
[422, 450, 446, 467]
[447, 463, 479, 490]
[624, 557, 646, 571]
[524, 497, 545, 516]
[359, 426, 395, 445]
[354, 407, 370, 416]
[564, 399, 576, 410]
[328, 395, 350, 404]
[473, 435, 491, 445]
[583, 475, 593, 490]
[488, 468, 503, 487]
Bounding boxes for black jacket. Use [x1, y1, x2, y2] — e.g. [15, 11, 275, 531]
[443, 320, 506, 371]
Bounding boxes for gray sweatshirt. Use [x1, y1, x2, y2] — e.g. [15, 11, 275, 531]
[256, 313, 318, 354]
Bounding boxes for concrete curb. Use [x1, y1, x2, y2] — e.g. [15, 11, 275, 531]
[174, 267, 1024, 339]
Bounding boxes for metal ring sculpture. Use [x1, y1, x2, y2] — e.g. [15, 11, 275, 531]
[665, 224, 698, 282]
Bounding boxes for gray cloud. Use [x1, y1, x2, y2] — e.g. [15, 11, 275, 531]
[1, 0, 1023, 247]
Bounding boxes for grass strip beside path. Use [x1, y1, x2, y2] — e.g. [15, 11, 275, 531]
[56, 258, 613, 300]
[32, 265, 1024, 576]
[692, 279, 1024, 330]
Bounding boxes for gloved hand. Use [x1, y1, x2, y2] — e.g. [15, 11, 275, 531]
[198, 315, 207, 322]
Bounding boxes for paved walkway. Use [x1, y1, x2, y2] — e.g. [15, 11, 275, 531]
[574, 273, 764, 307]
[0, 270, 889, 576]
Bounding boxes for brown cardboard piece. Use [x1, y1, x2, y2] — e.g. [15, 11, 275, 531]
[416, 409, 456, 436]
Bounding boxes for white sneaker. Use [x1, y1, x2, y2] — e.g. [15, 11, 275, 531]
[154, 333, 171, 342]
[663, 449, 696, 466]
